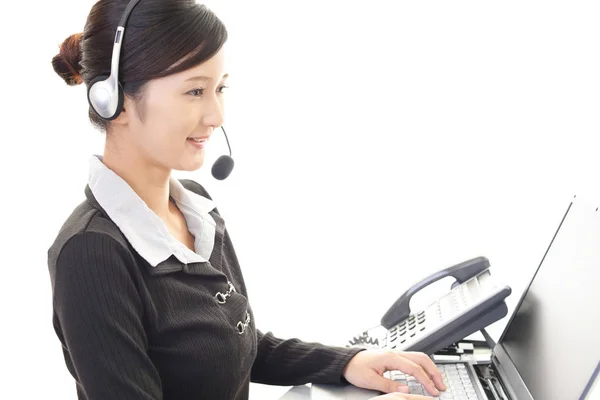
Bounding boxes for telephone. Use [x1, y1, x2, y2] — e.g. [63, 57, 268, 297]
[349, 257, 512, 356]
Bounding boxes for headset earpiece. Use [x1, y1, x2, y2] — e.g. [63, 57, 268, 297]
[87, 74, 124, 121]
[86, 0, 142, 121]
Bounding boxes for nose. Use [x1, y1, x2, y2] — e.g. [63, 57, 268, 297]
[202, 92, 225, 129]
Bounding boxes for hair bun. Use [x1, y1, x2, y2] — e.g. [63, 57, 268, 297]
[52, 33, 84, 86]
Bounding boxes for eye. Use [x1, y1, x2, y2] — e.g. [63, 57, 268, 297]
[187, 88, 204, 97]
[218, 84, 229, 94]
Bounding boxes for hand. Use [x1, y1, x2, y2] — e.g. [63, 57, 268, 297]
[368, 393, 440, 400]
[342, 349, 447, 397]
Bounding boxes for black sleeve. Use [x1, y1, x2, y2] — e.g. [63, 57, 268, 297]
[52, 232, 163, 399]
[250, 329, 367, 386]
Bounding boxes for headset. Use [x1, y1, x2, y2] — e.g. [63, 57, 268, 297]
[87, 0, 234, 180]
[87, 0, 140, 120]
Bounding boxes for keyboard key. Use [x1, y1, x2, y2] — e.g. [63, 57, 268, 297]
[409, 385, 423, 395]
[391, 371, 404, 380]
[428, 364, 481, 400]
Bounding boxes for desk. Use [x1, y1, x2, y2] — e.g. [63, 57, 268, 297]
[279, 383, 384, 400]
[278, 383, 380, 400]
[278, 384, 311, 400]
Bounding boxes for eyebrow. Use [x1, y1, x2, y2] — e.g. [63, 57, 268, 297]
[184, 73, 229, 82]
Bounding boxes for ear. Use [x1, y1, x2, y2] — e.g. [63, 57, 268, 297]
[112, 95, 133, 126]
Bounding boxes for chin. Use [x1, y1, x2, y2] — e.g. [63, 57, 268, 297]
[177, 156, 205, 172]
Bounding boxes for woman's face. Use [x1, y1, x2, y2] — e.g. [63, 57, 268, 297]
[117, 47, 228, 172]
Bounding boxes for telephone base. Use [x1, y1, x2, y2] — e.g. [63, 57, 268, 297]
[396, 301, 508, 356]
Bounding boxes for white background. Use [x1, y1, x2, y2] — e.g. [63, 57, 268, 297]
[1, 0, 599, 399]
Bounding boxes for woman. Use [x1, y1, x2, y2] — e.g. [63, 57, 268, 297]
[49, 0, 447, 399]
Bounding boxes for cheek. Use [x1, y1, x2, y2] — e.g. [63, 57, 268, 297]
[144, 97, 200, 140]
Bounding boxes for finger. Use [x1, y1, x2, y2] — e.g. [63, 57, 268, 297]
[370, 394, 437, 400]
[368, 393, 433, 400]
[366, 370, 411, 394]
[403, 395, 441, 400]
[403, 395, 439, 400]
[385, 353, 440, 396]
[400, 352, 447, 391]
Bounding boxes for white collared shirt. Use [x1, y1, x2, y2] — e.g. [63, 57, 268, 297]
[88, 155, 217, 267]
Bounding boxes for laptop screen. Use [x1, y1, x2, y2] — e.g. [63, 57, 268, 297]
[498, 200, 600, 400]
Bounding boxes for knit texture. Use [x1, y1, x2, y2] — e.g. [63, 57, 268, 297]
[47, 180, 365, 400]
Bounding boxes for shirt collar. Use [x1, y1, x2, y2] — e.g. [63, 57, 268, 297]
[87, 155, 217, 267]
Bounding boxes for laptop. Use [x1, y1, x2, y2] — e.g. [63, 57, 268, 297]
[312, 195, 600, 400]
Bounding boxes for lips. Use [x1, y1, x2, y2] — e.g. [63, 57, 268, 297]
[187, 135, 209, 149]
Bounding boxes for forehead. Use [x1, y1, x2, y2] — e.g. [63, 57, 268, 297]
[144, 47, 227, 93]
[176, 47, 227, 81]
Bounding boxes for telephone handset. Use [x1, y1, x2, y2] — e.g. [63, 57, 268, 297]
[380, 256, 512, 356]
[382, 257, 491, 328]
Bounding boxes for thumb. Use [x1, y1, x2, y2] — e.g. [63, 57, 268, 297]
[369, 373, 410, 394]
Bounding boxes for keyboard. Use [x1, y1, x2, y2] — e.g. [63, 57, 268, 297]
[387, 363, 482, 399]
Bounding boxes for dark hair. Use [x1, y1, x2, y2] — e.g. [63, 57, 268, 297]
[51, 0, 228, 132]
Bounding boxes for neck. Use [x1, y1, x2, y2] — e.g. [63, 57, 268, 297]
[102, 141, 172, 219]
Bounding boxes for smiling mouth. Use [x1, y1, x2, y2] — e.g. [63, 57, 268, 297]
[188, 137, 208, 143]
